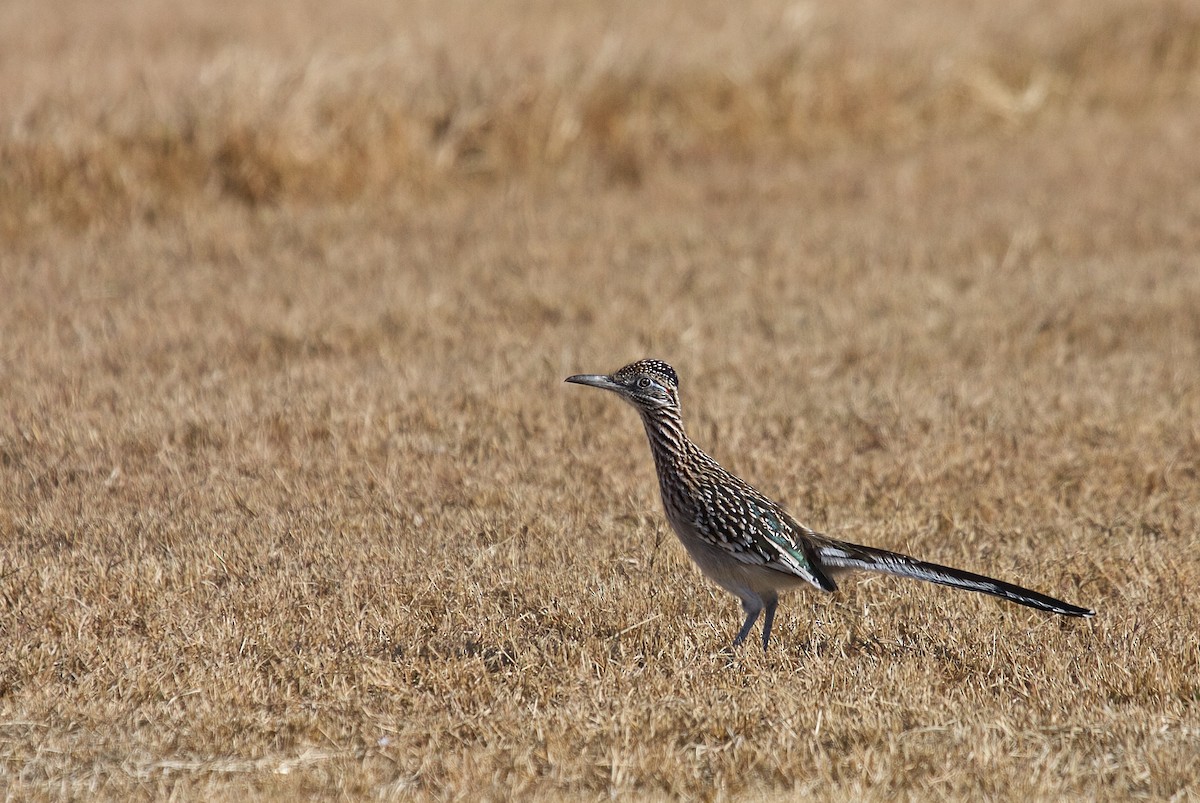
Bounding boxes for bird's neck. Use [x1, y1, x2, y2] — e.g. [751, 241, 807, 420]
[638, 408, 691, 474]
[638, 408, 703, 523]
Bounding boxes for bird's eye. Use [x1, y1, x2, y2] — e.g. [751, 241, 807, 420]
[637, 377, 652, 389]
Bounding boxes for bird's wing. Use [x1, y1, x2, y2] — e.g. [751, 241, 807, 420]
[744, 500, 839, 591]
[693, 482, 837, 591]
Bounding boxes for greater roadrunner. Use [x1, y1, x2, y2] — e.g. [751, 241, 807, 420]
[566, 359, 1094, 650]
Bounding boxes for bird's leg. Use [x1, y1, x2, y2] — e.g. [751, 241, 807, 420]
[760, 592, 779, 651]
[732, 596, 763, 648]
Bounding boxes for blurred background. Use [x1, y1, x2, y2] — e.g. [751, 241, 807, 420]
[5, 0, 1198, 392]
[6, 1, 1199, 231]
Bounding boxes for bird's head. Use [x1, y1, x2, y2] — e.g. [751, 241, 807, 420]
[565, 359, 681, 414]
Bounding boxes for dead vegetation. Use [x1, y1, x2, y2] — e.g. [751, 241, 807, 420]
[2, 0, 1199, 799]
[4, 0, 1200, 236]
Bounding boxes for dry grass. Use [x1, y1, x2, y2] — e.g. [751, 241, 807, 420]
[2, 0, 1200, 799]
[5, 0, 1200, 234]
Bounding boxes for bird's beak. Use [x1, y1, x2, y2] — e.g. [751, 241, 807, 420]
[564, 373, 623, 393]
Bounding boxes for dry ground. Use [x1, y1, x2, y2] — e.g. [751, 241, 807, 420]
[3, 0, 1200, 799]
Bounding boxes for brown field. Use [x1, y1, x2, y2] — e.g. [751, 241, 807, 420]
[3, 0, 1200, 799]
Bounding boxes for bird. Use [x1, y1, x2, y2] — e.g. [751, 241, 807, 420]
[565, 359, 1095, 651]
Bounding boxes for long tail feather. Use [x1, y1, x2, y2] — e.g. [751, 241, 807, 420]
[815, 541, 1095, 617]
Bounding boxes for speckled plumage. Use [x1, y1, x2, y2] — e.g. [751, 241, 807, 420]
[566, 359, 1095, 650]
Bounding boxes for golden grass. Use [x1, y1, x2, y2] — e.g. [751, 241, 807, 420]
[2, 0, 1200, 799]
[5, 0, 1200, 236]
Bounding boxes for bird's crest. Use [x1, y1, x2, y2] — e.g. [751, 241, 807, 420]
[613, 359, 679, 388]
